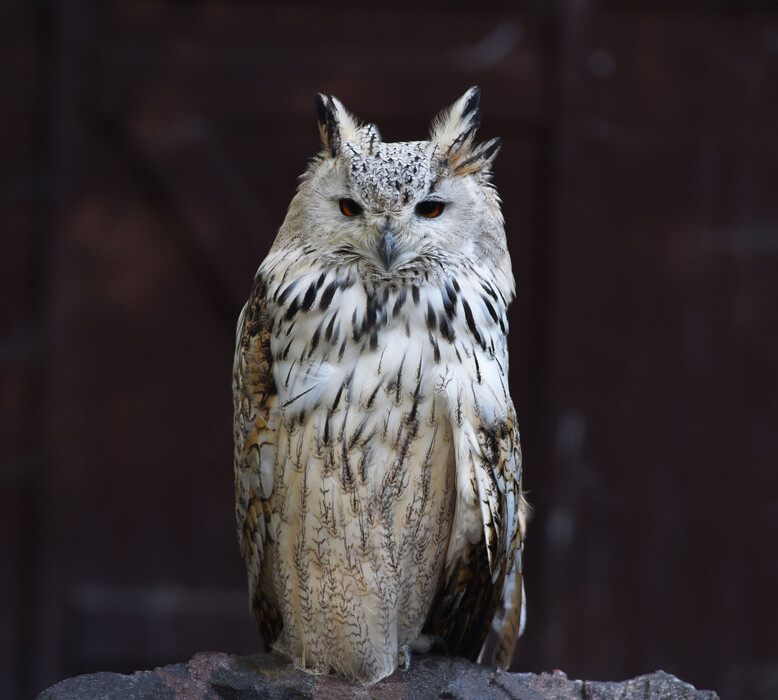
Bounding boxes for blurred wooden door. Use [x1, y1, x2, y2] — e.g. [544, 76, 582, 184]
[1, 3, 776, 699]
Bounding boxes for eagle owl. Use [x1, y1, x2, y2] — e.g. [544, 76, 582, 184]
[233, 87, 528, 684]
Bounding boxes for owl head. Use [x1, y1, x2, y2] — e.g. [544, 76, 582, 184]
[277, 87, 507, 281]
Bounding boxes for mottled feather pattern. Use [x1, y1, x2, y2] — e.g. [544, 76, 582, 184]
[233, 87, 528, 684]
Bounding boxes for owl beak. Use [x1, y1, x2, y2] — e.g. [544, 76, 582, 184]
[377, 225, 396, 270]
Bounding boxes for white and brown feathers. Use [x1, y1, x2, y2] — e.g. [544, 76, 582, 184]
[233, 87, 529, 684]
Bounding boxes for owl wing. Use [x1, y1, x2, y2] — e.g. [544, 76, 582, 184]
[232, 275, 282, 645]
[484, 411, 528, 668]
[425, 348, 528, 668]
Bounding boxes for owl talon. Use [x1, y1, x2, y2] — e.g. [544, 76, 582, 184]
[398, 643, 412, 671]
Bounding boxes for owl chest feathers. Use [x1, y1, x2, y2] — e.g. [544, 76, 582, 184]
[256, 256, 512, 675]
[263, 255, 511, 445]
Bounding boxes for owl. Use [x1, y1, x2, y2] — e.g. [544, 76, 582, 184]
[233, 87, 529, 684]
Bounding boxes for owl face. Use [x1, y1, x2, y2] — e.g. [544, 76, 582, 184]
[280, 88, 505, 278]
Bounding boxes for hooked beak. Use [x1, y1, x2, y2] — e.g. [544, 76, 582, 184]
[377, 224, 396, 271]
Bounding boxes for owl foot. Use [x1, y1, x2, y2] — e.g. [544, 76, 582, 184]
[410, 633, 450, 656]
[398, 643, 412, 671]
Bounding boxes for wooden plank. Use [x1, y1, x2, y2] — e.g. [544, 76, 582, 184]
[544, 9, 778, 692]
[63, 585, 255, 674]
[0, 3, 52, 699]
[96, 3, 545, 127]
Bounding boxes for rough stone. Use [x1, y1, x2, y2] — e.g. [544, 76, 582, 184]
[37, 652, 719, 700]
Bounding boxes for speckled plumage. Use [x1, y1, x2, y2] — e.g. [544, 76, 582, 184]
[233, 87, 529, 684]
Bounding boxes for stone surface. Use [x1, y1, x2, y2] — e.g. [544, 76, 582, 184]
[37, 652, 719, 700]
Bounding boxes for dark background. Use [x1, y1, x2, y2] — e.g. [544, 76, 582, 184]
[2, 2, 777, 698]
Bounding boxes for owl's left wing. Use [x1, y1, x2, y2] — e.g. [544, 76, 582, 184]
[424, 288, 529, 668]
[232, 275, 282, 644]
[480, 409, 528, 668]
[426, 402, 527, 666]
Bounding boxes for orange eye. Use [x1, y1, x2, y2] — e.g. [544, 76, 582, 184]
[415, 200, 445, 218]
[339, 198, 363, 217]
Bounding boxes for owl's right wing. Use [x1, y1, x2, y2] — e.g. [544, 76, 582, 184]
[232, 275, 282, 644]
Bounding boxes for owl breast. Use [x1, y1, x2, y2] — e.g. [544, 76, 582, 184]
[261, 258, 477, 683]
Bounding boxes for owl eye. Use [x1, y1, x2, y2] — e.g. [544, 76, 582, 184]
[415, 200, 445, 218]
[339, 198, 363, 217]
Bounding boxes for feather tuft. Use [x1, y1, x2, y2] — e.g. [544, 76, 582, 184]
[429, 87, 500, 174]
[315, 93, 362, 156]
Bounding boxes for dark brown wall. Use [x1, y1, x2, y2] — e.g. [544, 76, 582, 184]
[2, 2, 776, 699]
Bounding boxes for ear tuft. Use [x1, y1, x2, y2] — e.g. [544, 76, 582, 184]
[454, 136, 502, 176]
[430, 87, 500, 174]
[430, 86, 481, 158]
[315, 94, 338, 156]
[314, 93, 361, 157]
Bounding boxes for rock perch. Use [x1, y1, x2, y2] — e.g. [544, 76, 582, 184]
[37, 651, 719, 699]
